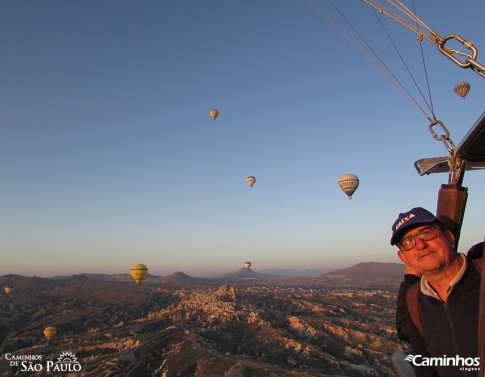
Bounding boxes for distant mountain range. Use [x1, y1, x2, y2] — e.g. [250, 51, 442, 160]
[2, 262, 406, 289]
[217, 267, 275, 280]
[319, 262, 405, 288]
[322, 261, 405, 278]
[258, 267, 334, 276]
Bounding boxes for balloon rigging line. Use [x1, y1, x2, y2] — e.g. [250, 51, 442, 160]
[370, 4, 436, 119]
[310, 0, 434, 122]
[362, 0, 438, 45]
[390, 0, 436, 37]
[410, 0, 436, 118]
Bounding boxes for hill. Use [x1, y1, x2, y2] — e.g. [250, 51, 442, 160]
[320, 262, 405, 288]
[162, 271, 197, 285]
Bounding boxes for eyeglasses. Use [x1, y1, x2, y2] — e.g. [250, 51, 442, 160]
[398, 225, 440, 251]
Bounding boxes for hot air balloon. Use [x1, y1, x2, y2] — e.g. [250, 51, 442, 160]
[244, 262, 252, 269]
[4, 286, 13, 295]
[130, 264, 148, 286]
[338, 174, 359, 199]
[246, 176, 256, 188]
[454, 81, 470, 99]
[43, 326, 57, 341]
[210, 109, 219, 120]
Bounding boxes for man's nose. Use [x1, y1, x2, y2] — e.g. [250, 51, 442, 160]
[414, 236, 428, 249]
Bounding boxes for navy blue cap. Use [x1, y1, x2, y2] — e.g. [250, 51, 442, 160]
[390, 207, 443, 245]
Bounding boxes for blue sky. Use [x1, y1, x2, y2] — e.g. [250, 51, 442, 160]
[1, 1, 484, 277]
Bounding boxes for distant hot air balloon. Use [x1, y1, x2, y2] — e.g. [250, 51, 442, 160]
[246, 176, 256, 188]
[43, 326, 57, 341]
[244, 262, 252, 269]
[454, 81, 470, 99]
[210, 109, 219, 120]
[4, 286, 13, 295]
[130, 264, 148, 286]
[338, 174, 359, 199]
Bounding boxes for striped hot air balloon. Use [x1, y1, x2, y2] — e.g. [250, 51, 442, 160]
[454, 81, 470, 99]
[43, 326, 57, 341]
[130, 264, 148, 286]
[338, 174, 359, 199]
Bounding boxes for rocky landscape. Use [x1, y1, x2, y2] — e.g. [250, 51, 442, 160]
[0, 263, 407, 376]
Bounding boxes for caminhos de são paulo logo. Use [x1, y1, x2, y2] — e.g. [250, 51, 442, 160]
[4, 351, 82, 373]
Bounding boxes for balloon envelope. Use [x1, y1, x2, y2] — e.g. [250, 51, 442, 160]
[130, 264, 148, 285]
[244, 262, 252, 269]
[210, 109, 219, 119]
[4, 286, 13, 295]
[454, 81, 470, 99]
[43, 326, 57, 341]
[246, 176, 256, 188]
[338, 174, 359, 199]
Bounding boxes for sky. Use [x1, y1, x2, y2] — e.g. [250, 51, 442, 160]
[1, 0, 484, 277]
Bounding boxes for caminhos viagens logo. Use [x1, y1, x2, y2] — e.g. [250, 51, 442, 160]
[404, 354, 480, 372]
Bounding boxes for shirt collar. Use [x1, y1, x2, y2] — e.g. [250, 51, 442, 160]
[420, 253, 466, 299]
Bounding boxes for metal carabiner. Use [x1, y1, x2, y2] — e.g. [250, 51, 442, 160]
[429, 120, 450, 141]
[437, 34, 479, 68]
[429, 120, 456, 154]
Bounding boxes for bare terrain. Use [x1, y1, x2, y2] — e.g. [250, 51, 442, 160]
[0, 263, 407, 376]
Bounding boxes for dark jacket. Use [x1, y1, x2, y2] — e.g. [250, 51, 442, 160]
[396, 273, 420, 342]
[406, 257, 481, 377]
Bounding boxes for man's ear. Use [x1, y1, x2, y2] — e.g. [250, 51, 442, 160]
[397, 249, 408, 265]
[444, 229, 456, 249]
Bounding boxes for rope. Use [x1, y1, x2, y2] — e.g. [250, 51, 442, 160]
[370, 3, 435, 118]
[411, 0, 435, 118]
[310, 0, 434, 122]
[361, 0, 439, 45]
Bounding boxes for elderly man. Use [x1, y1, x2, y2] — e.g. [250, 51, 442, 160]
[390, 207, 481, 377]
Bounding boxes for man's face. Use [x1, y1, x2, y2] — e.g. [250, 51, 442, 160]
[397, 224, 456, 275]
